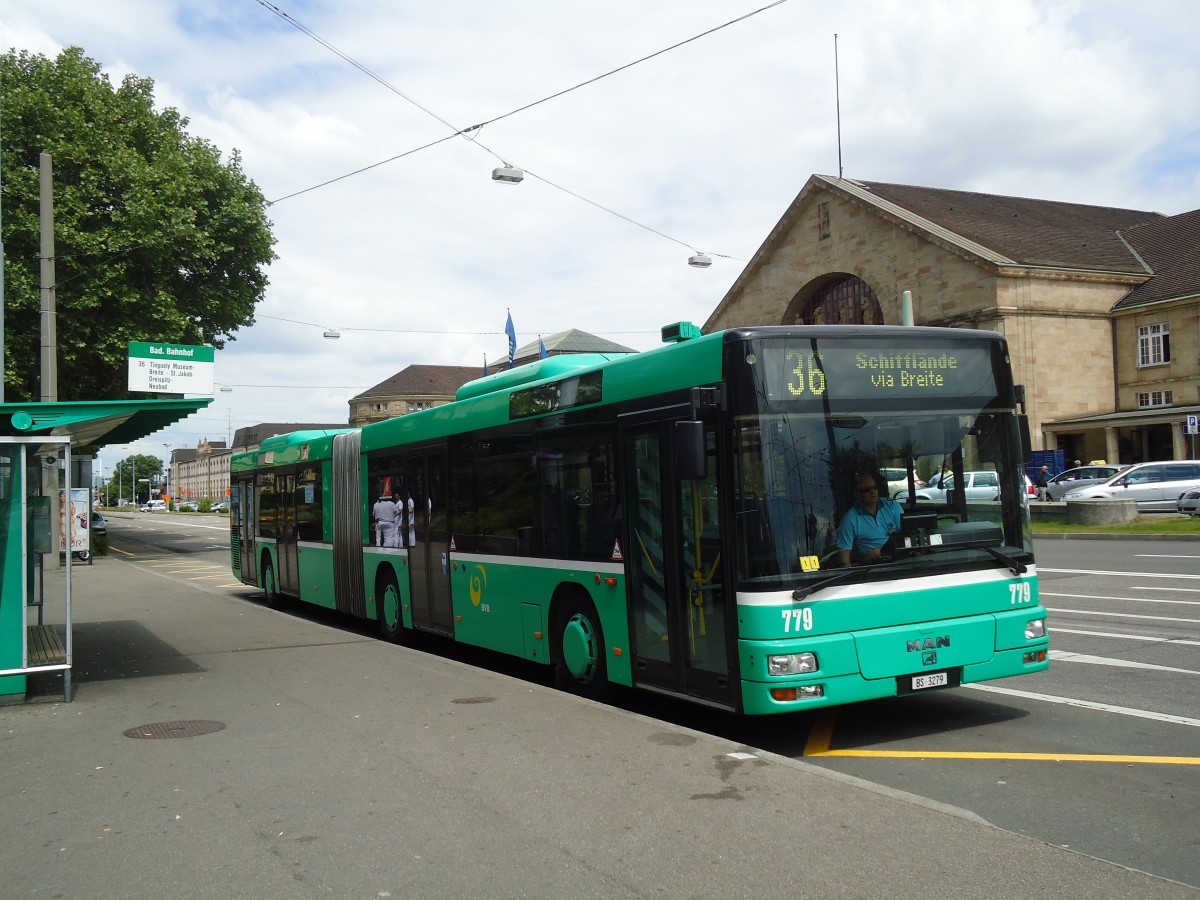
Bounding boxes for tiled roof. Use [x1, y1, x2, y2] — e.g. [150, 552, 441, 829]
[514, 329, 636, 358]
[849, 179, 1162, 273]
[1113, 208, 1200, 308]
[352, 365, 481, 401]
[231, 423, 344, 448]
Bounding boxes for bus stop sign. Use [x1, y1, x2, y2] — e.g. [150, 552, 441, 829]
[128, 342, 215, 394]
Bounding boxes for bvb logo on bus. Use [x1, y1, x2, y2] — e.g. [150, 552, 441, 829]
[469, 564, 488, 607]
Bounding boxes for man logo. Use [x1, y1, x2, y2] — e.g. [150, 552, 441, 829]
[907, 636, 950, 652]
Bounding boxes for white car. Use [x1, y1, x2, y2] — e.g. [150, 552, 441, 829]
[139, 500, 167, 512]
[880, 467, 926, 498]
[1063, 461, 1200, 511]
[895, 470, 1002, 502]
[1176, 488, 1200, 517]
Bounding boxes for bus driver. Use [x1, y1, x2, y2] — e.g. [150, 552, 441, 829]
[836, 473, 901, 566]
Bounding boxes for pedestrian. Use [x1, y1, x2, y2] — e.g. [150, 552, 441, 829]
[372, 490, 396, 547]
[390, 491, 405, 547]
[1036, 465, 1050, 501]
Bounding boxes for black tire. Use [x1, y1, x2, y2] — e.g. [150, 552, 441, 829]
[552, 595, 610, 701]
[377, 570, 407, 644]
[261, 556, 285, 609]
[74, 549, 90, 562]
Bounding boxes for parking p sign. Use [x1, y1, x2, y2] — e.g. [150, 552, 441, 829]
[1188, 414, 1199, 435]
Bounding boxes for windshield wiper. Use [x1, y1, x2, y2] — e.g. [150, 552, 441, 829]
[791, 568, 860, 601]
[902, 541, 1027, 575]
[980, 544, 1027, 575]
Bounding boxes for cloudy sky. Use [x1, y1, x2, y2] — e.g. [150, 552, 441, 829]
[4, 0, 1199, 478]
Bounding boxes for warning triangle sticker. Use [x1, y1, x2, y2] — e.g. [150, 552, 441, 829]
[449, 535, 456, 551]
[611, 539, 624, 561]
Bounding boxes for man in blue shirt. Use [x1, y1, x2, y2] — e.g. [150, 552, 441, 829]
[836, 473, 902, 566]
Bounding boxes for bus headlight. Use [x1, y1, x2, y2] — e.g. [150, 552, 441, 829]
[767, 652, 818, 676]
[1025, 618, 1046, 640]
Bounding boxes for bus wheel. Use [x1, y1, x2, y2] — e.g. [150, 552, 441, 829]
[262, 557, 285, 609]
[553, 596, 609, 700]
[378, 572, 407, 644]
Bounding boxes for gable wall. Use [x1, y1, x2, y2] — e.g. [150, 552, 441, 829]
[706, 185, 1143, 449]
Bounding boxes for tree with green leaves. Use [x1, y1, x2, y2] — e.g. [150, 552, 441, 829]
[0, 46, 276, 401]
[104, 454, 165, 506]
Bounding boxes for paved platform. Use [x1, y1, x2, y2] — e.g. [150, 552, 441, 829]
[0, 555, 1194, 898]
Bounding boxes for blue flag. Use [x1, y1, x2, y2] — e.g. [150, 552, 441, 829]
[539, 336, 548, 359]
[505, 311, 516, 368]
[483, 354, 488, 376]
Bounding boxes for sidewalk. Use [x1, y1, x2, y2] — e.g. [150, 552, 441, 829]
[1, 555, 1194, 899]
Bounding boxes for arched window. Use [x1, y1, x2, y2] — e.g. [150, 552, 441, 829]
[786, 275, 883, 326]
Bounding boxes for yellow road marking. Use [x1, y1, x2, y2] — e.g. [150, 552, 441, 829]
[803, 709, 1200, 766]
[108, 546, 134, 556]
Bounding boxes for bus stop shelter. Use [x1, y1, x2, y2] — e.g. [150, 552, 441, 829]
[0, 398, 210, 704]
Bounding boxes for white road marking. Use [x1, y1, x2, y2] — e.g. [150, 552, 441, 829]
[1039, 568, 1200, 580]
[1051, 627, 1200, 647]
[1041, 591, 1200, 606]
[1048, 649, 1200, 675]
[964, 684, 1200, 728]
[1046, 607, 1200, 624]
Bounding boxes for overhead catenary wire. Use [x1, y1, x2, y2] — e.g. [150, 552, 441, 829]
[256, 313, 662, 337]
[255, 0, 782, 261]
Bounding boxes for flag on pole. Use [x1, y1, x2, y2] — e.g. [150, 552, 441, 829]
[483, 354, 488, 376]
[539, 336, 548, 359]
[505, 310, 516, 368]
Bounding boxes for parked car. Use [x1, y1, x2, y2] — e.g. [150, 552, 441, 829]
[210, 500, 229, 513]
[139, 500, 167, 512]
[1044, 464, 1125, 500]
[176, 501, 200, 512]
[90, 511, 107, 536]
[1177, 487, 1200, 517]
[894, 469, 1003, 502]
[880, 467, 925, 498]
[1062, 461, 1200, 511]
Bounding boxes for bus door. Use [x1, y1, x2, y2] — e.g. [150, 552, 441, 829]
[405, 450, 454, 636]
[621, 415, 733, 707]
[234, 478, 257, 586]
[276, 472, 300, 595]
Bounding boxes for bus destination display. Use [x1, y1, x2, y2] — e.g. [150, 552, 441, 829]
[762, 340, 997, 404]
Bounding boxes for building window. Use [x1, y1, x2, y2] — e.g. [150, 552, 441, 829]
[817, 202, 830, 240]
[1137, 324, 1170, 367]
[791, 275, 884, 326]
[1136, 391, 1173, 409]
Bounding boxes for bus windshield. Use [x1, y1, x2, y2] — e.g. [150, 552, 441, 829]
[728, 331, 1033, 588]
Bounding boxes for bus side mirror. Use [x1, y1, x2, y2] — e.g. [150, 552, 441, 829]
[675, 420, 707, 480]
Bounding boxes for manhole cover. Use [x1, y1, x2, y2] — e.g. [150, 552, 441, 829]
[123, 720, 226, 740]
[451, 696, 495, 705]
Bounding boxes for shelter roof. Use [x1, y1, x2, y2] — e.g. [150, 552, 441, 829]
[1, 398, 212, 454]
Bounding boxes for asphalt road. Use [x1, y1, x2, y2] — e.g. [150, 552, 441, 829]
[103, 515, 1200, 890]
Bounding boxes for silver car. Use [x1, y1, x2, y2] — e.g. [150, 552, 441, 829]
[1044, 464, 1124, 500]
[1062, 461, 1200, 511]
[895, 470, 1002, 502]
[1178, 488, 1200, 517]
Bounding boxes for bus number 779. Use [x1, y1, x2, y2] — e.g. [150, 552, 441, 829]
[782, 608, 814, 632]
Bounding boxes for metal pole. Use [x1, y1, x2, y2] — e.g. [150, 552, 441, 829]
[834, 34, 843, 180]
[39, 152, 58, 402]
[1, 87, 5, 403]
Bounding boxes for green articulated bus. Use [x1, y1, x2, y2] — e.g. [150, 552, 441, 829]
[229, 323, 1048, 715]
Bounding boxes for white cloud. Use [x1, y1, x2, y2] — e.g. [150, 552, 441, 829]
[7, 0, 1200, 475]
